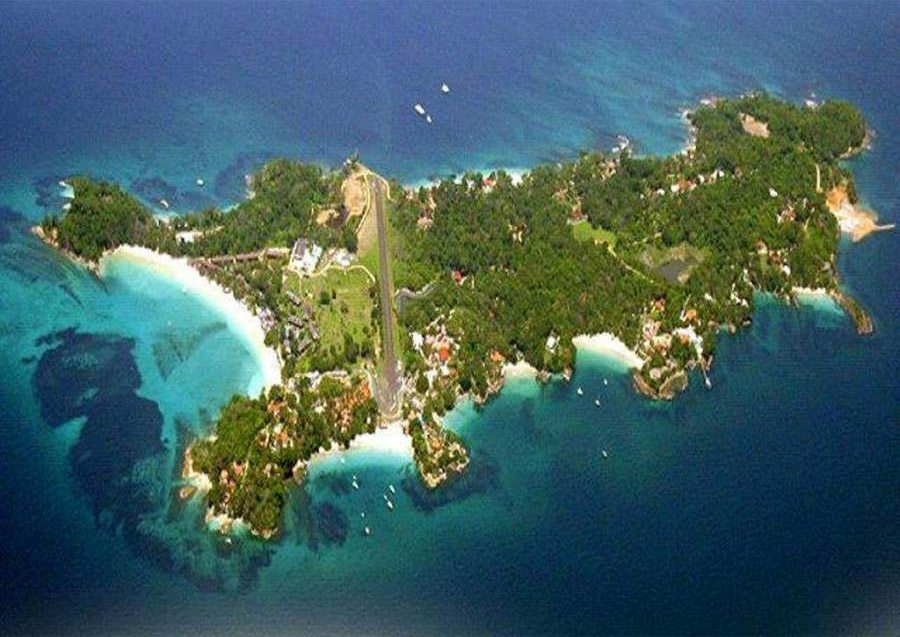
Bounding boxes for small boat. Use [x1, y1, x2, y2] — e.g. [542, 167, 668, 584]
[425, 114, 433, 124]
[441, 83, 450, 94]
[351, 479, 359, 490]
[603, 378, 608, 386]
[601, 450, 608, 459]
[576, 387, 584, 396]
[196, 178, 205, 187]
[413, 103, 426, 116]
[339, 457, 346, 464]
[388, 484, 396, 494]
[705, 376, 712, 389]
[382, 494, 389, 501]
[360, 512, 366, 518]
[159, 199, 170, 209]
[364, 526, 371, 536]
[594, 399, 601, 407]
[386, 500, 394, 511]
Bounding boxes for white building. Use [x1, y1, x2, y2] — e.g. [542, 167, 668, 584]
[546, 334, 559, 353]
[291, 238, 323, 275]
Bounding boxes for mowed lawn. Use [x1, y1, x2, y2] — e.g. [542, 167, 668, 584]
[293, 267, 376, 353]
[572, 219, 617, 247]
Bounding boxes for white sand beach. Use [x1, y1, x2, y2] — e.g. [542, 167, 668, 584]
[792, 286, 842, 313]
[502, 360, 539, 379]
[100, 245, 282, 390]
[572, 333, 645, 369]
[310, 421, 414, 465]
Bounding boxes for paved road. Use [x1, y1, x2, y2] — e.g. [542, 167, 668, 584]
[371, 178, 400, 414]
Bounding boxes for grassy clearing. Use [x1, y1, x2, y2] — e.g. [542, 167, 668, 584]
[639, 243, 706, 284]
[289, 267, 377, 356]
[572, 220, 617, 247]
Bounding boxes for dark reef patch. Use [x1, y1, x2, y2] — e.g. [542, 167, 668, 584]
[310, 469, 354, 497]
[312, 501, 349, 546]
[32, 174, 70, 214]
[152, 321, 227, 379]
[130, 177, 180, 207]
[402, 450, 501, 512]
[178, 190, 218, 211]
[214, 152, 274, 202]
[33, 328, 273, 591]
[0, 205, 25, 244]
[286, 486, 351, 550]
[34, 328, 165, 519]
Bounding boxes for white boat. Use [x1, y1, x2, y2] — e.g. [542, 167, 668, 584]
[576, 387, 583, 396]
[705, 376, 712, 389]
[386, 500, 394, 511]
[413, 103, 426, 116]
[441, 83, 450, 94]
[196, 178, 205, 187]
[159, 199, 170, 209]
[364, 526, 371, 536]
[603, 379, 608, 386]
[425, 114, 433, 124]
[594, 399, 601, 407]
[388, 484, 396, 494]
[601, 450, 608, 459]
[351, 479, 359, 490]
[360, 512, 366, 518]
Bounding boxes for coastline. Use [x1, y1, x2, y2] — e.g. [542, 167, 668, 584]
[791, 286, 839, 309]
[308, 421, 413, 466]
[572, 333, 644, 370]
[500, 333, 643, 383]
[790, 286, 873, 333]
[501, 360, 539, 379]
[826, 184, 894, 242]
[99, 245, 282, 390]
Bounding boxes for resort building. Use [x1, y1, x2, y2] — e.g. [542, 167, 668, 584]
[291, 238, 323, 275]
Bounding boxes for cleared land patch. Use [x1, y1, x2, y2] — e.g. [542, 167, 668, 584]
[639, 243, 706, 284]
[289, 267, 377, 370]
[572, 219, 617, 247]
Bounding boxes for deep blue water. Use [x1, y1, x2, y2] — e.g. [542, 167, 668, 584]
[1, 1, 899, 634]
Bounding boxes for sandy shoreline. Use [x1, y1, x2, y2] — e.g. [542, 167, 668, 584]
[826, 185, 894, 242]
[309, 421, 414, 465]
[405, 165, 529, 190]
[501, 333, 643, 382]
[791, 286, 842, 312]
[501, 360, 539, 379]
[100, 245, 282, 390]
[572, 333, 644, 369]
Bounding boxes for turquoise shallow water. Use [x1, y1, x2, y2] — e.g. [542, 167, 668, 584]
[1, 1, 899, 634]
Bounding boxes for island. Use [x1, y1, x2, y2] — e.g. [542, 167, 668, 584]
[36, 94, 887, 539]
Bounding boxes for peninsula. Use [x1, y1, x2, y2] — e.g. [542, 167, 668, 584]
[37, 94, 884, 538]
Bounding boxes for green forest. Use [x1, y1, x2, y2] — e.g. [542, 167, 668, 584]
[390, 94, 866, 397]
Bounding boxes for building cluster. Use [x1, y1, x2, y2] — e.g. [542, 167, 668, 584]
[290, 238, 323, 274]
[281, 289, 319, 358]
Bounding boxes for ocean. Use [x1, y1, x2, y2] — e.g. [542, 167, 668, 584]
[1, 1, 898, 634]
